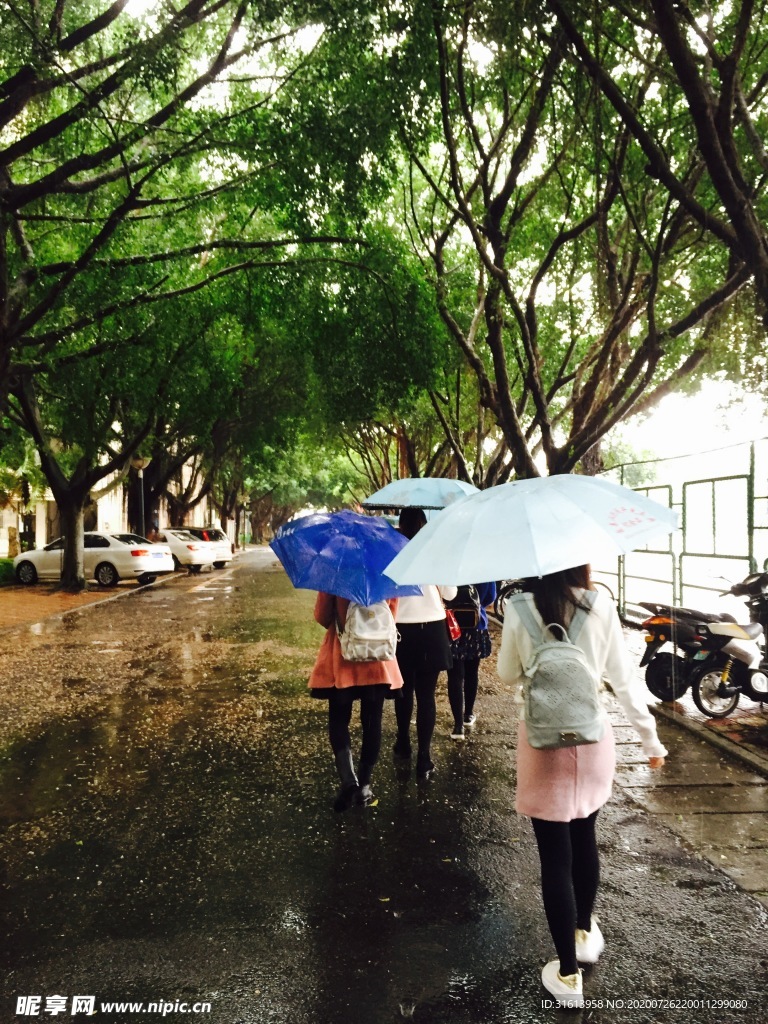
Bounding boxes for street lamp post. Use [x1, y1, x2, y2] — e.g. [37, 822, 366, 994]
[130, 456, 151, 538]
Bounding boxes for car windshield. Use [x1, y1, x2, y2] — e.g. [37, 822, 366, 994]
[111, 533, 151, 545]
[169, 531, 197, 540]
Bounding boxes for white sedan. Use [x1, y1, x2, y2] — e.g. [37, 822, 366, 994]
[184, 526, 233, 569]
[14, 532, 175, 587]
[156, 529, 216, 572]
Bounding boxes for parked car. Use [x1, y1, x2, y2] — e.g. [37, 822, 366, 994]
[156, 529, 215, 573]
[183, 526, 233, 569]
[13, 532, 175, 587]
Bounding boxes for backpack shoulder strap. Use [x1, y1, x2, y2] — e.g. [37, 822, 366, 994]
[566, 589, 597, 643]
[509, 593, 544, 644]
[335, 597, 349, 636]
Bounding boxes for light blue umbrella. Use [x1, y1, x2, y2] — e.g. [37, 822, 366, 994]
[362, 477, 479, 511]
[270, 510, 422, 605]
[384, 475, 680, 586]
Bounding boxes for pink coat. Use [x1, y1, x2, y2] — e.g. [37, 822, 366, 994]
[308, 593, 404, 692]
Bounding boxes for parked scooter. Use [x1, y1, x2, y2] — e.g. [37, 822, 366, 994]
[639, 572, 768, 718]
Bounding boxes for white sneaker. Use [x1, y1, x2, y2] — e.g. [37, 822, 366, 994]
[541, 960, 583, 1009]
[575, 917, 604, 964]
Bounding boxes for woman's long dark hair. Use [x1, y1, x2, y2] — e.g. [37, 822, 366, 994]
[398, 507, 427, 540]
[524, 564, 594, 633]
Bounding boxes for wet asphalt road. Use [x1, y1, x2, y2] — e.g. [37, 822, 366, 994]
[1, 551, 766, 1024]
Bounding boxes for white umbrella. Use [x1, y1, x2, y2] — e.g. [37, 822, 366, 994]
[361, 477, 479, 510]
[384, 475, 679, 586]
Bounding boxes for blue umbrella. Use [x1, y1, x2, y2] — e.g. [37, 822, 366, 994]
[362, 477, 479, 510]
[270, 510, 422, 606]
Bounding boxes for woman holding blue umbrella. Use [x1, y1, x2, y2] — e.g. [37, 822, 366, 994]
[309, 592, 403, 812]
[270, 510, 421, 812]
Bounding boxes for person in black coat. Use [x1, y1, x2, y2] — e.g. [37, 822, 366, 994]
[445, 581, 496, 739]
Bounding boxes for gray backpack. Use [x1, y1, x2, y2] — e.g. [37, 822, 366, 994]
[510, 591, 604, 750]
[337, 600, 398, 662]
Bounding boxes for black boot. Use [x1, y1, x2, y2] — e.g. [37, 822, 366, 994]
[333, 749, 359, 812]
[356, 761, 375, 806]
[392, 735, 412, 760]
[416, 751, 435, 780]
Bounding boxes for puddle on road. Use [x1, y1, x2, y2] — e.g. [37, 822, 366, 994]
[1, 569, 325, 947]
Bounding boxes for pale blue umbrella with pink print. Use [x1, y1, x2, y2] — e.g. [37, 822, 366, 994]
[384, 475, 679, 586]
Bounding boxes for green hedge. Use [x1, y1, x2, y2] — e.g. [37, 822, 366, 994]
[0, 559, 15, 585]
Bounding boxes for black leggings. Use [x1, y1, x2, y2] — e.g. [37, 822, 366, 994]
[394, 668, 438, 764]
[531, 811, 600, 977]
[447, 657, 480, 726]
[327, 691, 385, 766]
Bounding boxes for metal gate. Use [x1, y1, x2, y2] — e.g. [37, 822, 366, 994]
[602, 439, 768, 621]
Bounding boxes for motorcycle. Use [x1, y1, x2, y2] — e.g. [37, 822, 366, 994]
[639, 572, 768, 718]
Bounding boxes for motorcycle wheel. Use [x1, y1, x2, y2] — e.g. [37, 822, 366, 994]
[691, 665, 741, 718]
[645, 652, 689, 702]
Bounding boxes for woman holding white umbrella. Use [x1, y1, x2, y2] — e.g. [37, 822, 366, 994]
[497, 563, 667, 1009]
[384, 475, 677, 1007]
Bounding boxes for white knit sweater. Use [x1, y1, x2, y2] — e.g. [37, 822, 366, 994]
[396, 585, 458, 623]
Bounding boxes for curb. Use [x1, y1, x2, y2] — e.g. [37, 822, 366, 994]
[0, 573, 184, 635]
[0, 553, 249, 635]
[650, 701, 768, 779]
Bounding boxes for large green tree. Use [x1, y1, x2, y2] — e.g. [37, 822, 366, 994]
[0, 0, 437, 584]
[0, 0, 393, 410]
[550, 0, 768, 334]
[395, 1, 752, 479]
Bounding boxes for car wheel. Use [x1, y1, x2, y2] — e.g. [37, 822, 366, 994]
[138, 574, 156, 586]
[95, 562, 119, 587]
[213, 561, 225, 569]
[15, 560, 38, 585]
[172, 556, 182, 571]
[189, 564, 203, 574]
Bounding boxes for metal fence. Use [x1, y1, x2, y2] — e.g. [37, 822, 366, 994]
[597, 438, 768, 623]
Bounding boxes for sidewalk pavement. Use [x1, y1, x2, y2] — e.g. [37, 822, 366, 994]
[3, 576, 767, 912]
[616, 625, 768, 910]
[0, 582, 129, 630]
[610, 691, 768, 910]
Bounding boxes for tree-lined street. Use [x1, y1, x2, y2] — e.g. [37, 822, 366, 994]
[3, 2, 768, 585]
[3, 5, 768, 1020]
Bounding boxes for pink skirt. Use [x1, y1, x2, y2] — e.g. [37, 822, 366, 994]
[515, 719, 616, 822]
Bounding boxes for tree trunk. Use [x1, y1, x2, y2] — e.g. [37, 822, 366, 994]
[58, 496, 86, 592]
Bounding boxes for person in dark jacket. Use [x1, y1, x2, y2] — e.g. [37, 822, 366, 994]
[445, 581, 497, 739]
[393, 508, 456, 780]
